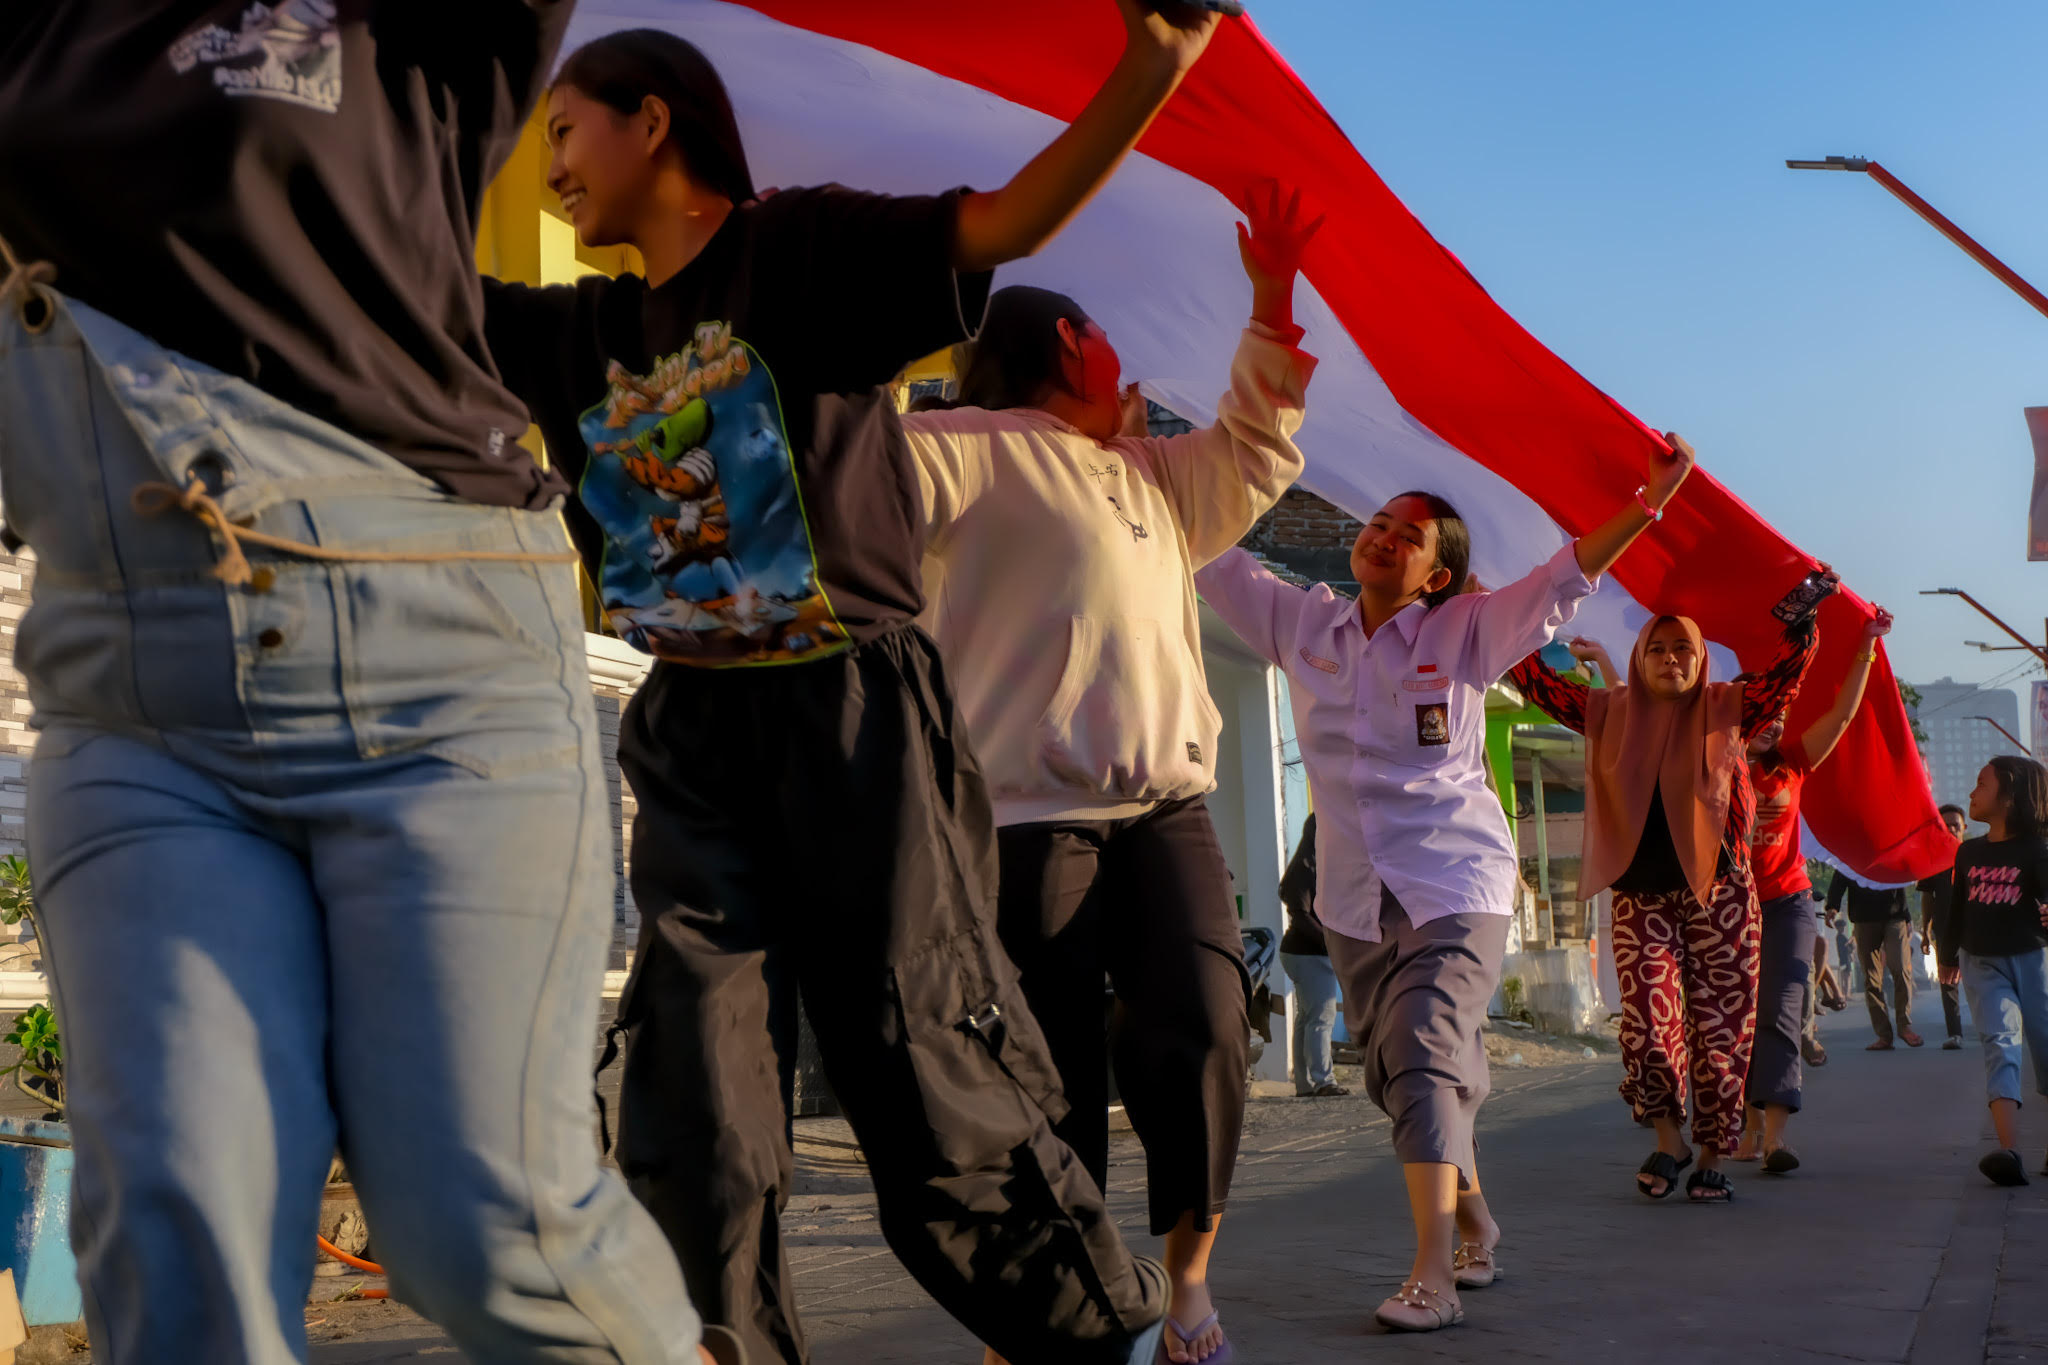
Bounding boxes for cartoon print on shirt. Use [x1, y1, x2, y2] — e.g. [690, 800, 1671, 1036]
[169, 1, 342, 113]
[577, 323, 844, 665]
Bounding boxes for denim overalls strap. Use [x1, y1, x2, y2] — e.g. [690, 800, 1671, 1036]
[0, 233, 575, 586]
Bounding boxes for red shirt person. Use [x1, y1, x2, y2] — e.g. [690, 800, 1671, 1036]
[1736, 602, 1894, 1169]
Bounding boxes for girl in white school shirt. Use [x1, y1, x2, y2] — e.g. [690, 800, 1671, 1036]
[1194, 436, 1696, 1333]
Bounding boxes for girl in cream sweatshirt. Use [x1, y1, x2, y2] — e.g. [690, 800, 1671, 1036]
[901, 183, 1319, 1365]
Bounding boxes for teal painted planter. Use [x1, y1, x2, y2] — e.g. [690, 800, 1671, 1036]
[0, 1116, 79, 1326]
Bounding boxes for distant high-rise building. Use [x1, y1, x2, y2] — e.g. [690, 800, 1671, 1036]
[1909, 678, 2025, 812]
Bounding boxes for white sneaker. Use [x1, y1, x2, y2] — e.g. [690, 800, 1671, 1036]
[1943, 1035, 1963, 1050]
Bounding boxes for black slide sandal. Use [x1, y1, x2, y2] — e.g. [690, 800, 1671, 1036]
[1686, 1168, 1734, 1203]
[1763, 1147, 1801, 1175]
[1636, 1150, 1691, 1199]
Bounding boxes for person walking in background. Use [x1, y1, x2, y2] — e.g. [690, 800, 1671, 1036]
[1938, 757, 2048, 1186]
[1509, 592, 1824, 1205]
[1197, 432, 1694, 1330]
[906, 184, 1321, 1365]
[1733, 605, 1895, 1173]
[1920, 804, 1971, 1049]
[1280, 814, 1351, 1098]
[1829, 868, 1921, 1050]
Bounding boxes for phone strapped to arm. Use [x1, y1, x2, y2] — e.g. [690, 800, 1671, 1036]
[1144, 0, 1246, 15]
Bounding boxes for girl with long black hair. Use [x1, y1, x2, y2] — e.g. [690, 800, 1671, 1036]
[483, 10, 1229, 1364]
[1940, 755, 2048, 1186]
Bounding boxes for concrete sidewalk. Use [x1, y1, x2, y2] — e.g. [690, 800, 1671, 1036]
[783, 1008, 2048, 1365]
[184, 1007, 2048, 1362]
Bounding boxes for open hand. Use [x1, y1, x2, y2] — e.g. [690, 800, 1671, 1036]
[1238, 181, 1324, 292]
[1645, 432, 1696, 510]
[1116, 0, 1224, 77]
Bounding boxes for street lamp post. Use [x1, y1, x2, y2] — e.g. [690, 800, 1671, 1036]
[1971, 715, 2031, 756]
[1787, 156, 2048, 322]
[1919, 589, 2048, 670]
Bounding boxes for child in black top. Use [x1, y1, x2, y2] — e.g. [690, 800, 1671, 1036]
[1941, 755, 2048, 1186]
[485, 11, 1228, 1365]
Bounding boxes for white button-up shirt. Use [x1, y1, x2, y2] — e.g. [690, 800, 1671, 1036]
[1195, 545, 1597, 941]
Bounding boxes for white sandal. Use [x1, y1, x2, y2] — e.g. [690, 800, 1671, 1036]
[1374, 1279, 1465, 1332]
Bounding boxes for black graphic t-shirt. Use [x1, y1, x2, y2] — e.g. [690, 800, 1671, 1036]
[1941, 836, 2048, 962]
[0, 1, 570, 508]
[485, 185, 991, 667]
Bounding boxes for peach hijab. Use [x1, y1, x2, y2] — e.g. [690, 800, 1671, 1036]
[1580, 615, 1745, 902]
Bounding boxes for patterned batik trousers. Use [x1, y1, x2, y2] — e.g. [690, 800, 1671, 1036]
[1611, 864, 1762, 1155]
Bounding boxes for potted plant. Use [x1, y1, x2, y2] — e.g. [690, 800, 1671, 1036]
[0, 856, 80, 1327]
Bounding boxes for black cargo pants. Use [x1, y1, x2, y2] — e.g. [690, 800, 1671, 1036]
[612, 625, 1165, 1365]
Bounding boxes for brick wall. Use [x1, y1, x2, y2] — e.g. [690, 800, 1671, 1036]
[1243, 488, 1361, 589]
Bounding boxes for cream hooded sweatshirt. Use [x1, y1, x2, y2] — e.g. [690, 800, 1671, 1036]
[905, 320, 1314, 826]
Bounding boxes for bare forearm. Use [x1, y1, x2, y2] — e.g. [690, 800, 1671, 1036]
[1574, 498, 1657, 579]
[953, 47, 1181, 271]
[1801, 650, 1875, 767]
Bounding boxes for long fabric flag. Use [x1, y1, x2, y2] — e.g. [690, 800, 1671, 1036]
[565, 0, 1952, 884]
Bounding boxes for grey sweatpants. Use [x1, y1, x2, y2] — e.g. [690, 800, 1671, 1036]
[1326, 890, 1510, 1184]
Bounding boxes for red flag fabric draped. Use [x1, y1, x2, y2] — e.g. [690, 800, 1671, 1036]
[620, 1, 1951, 883]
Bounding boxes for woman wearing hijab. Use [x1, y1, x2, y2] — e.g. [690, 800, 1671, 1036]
[1508, 598, 1826, 1203]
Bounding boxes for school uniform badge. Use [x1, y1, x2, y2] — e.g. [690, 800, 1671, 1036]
[1415, 702, 1450, 746]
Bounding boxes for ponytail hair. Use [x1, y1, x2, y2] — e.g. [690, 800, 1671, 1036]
[955, 286, 1093, 412]
[552, 30, 756, 205]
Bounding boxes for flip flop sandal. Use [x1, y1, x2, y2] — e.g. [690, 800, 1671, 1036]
[1374, 1279, 1464, 1333]
[1157, 1312, 1235, 1365]
[1686, 1168, 1734, 1204]
[1763, 1147, 1802, 1175]
[1980, 1149, 2030, 1187]
[1453, 1241, 1502, 1288]
[1636, 1149, 1693, 1200]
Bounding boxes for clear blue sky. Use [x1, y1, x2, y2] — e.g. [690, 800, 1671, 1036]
[1255, 0, 2048, 702]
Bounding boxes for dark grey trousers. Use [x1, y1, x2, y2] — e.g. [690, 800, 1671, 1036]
[1856, 919, 1916, 1044]
[1749, 893, 1816, 1110]
[1326, 890, 1509, 1184]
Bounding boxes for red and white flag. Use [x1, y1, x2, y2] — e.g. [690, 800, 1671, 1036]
[567, 1, 1952, 883]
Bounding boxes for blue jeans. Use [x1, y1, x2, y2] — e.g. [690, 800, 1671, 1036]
[1281, 952, 1341, 1090]
[1961, 949, 2048, 1106]
[0, 289, 701, 1363]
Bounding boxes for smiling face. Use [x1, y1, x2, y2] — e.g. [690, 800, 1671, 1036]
[545, 84, 665, 249]
[1351, 495, 1450, 606]
[1638, 620, 1703, 699]
[1749, 714, 1786, 758]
